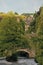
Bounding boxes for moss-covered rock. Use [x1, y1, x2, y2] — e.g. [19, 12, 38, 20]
[6, 53, 18, 62]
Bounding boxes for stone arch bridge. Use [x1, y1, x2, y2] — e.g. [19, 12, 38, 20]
[16, 49, 35, 58]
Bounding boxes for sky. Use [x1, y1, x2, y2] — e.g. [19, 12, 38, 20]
[0, 0, 43, 14]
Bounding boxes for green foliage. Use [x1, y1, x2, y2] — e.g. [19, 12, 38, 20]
[0, 12, 30, 57]
[32, 7, 43, 65]
[28, 20, 36, 33]
[27, 6, 43, 65]
[0, 7, 43, 65]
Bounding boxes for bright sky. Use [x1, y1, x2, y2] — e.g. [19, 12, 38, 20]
[0, 0, 43, 14]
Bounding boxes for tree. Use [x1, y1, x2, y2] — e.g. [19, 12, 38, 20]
[33, 7, 43, 65]
[0, 14, 30, 56]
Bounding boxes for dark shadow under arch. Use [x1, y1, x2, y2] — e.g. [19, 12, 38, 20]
[16, 51, 29, 58]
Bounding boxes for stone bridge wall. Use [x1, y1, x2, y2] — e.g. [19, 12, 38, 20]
[16, 49, 35, 58]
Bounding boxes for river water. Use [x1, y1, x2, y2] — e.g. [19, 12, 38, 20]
[0, 58, 38, 65]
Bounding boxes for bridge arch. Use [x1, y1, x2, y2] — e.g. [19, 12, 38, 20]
[16, 49, 30, 58]
[16, 49, 35, 58]
[6, 49, 35, 62]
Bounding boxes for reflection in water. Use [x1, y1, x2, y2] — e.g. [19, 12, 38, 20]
[0, 58, 38, 65]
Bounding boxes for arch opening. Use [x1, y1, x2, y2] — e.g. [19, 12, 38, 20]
[16, 51, 29, 58]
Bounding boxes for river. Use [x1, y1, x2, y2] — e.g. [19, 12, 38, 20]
[0, 57, 38, 65]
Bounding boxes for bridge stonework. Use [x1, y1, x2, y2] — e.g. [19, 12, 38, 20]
[16, 49, 35, 58]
